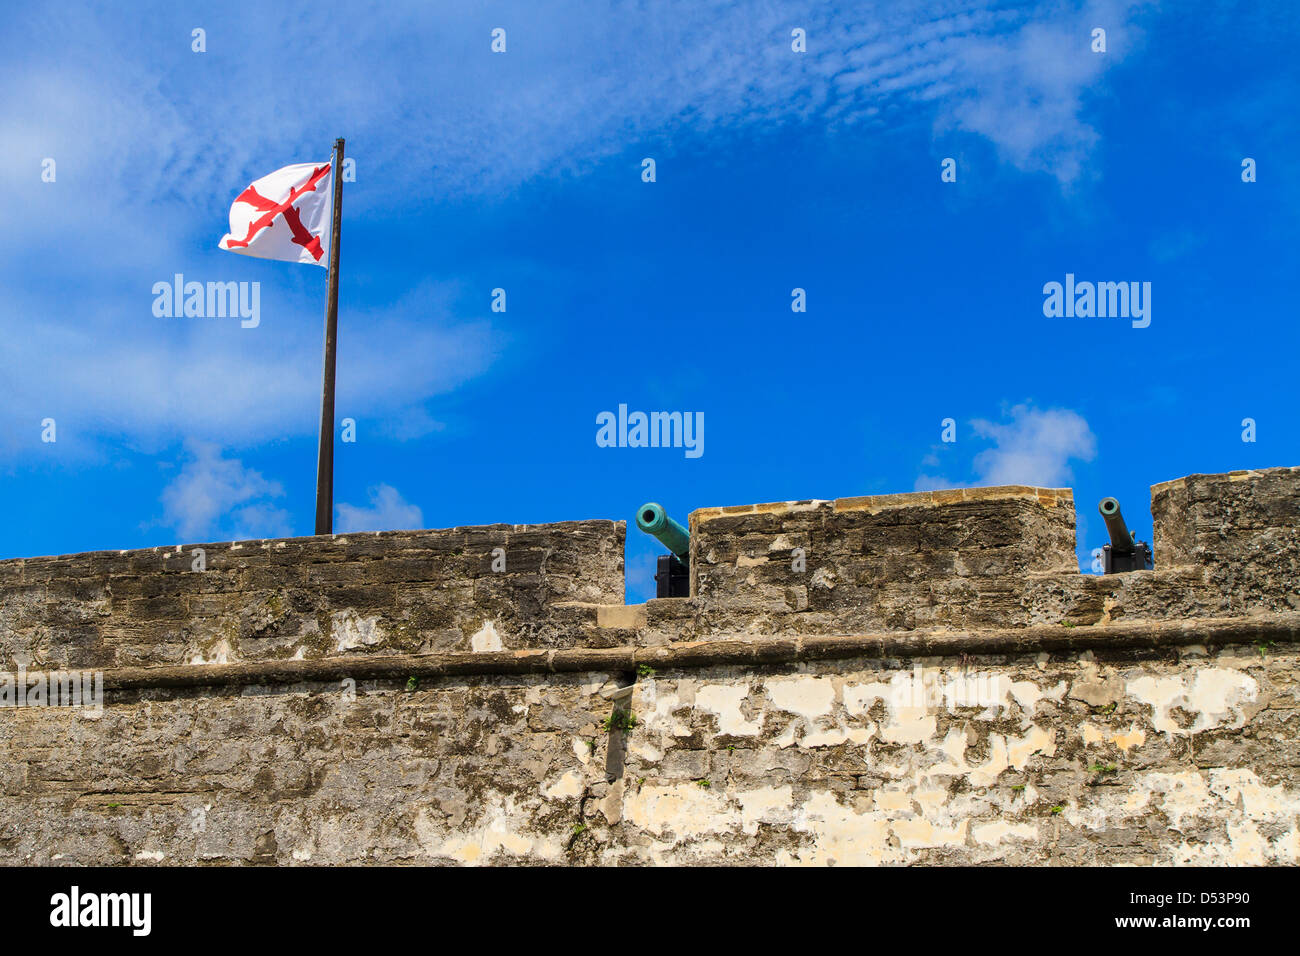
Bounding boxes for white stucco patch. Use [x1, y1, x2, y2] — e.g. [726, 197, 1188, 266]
[843, 678, 935, 744]
[880, 707, 938, 745]
[188, 639, 233, 665]
[766, 676, 875, 748]
[736, 785, 793, 834]
[415, 794, 562, 864]
[893, 817, 968, 850]
[842, 681, 893, 716]
[543, 770, 586, 801]
[782, 790, 892, 866]
[930, 724, 1056, 788]
[469, 620, 503, 652]
[1209, 768, 1300, 823]
[696, 684, 761, 736]
[621, 783, 737, 840]
[333, 611, 384, 652]
[972, 820, 1038, 845]
[875, 789, 914, 812]
[1127, 668, 1258, 736]
[766, 677, 835, 721]
[633, 680, 692, 739]
[1081, 721, 1147, 751]
[1009, 679, 1066, 715]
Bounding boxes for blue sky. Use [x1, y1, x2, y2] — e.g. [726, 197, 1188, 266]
[2, 0, 1296, 602]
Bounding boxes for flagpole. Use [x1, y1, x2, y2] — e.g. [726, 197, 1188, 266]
[314, 137, 345, 535]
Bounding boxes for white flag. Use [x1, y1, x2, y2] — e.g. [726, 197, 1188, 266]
[219, 161, 333, 266]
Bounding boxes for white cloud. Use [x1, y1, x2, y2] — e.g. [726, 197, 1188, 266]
[0, 0, 1151, 238]
[939, 20, 1105, 183]
[0, 280, 498, 461]
[157, 441, 292, 541]
[336, 484, 424, 533]
[970, 404, 1097, 487]
[0, 1, 1147, 462]
[912, 403, 1097, 491]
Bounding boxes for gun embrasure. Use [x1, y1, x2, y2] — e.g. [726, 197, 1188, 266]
[1098, 497, 1154, 573]
[636, 502, 690, 597]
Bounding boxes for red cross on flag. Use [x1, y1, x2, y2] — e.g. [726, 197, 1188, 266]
[219, 161, 334, 266]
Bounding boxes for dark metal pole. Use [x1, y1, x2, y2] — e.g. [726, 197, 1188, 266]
[314, 137, 345, 535]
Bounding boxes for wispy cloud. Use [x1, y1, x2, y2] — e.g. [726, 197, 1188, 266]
[971, 404, 1097, 486]
[156, 441, 292, 541]
[914, 403, 1097, 490]
[0, 280, 498, 461]
[0, 0, 1151, 228]
[0, 0, 1149, 465]
[336, 484, 424, 532]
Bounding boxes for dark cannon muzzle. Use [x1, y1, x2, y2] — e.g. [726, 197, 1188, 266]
[1099, 497, 1134, 554]
[1098, 497, 1153, 573]
[636, 502, 689, 560]
[636, 502, 690, 597]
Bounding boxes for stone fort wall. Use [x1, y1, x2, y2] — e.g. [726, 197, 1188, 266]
[0, 468, 1296, 865]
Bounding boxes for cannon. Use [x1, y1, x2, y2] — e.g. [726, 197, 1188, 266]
[636, 502, 690, 597]
[1098, 497, 1153, 573]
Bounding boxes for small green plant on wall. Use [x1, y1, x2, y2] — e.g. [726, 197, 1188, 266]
[603, 710, 637, 733]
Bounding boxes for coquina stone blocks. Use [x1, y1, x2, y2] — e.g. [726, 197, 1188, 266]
[1, 467, 1297, 865]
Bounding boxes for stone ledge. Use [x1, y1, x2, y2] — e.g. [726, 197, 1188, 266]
[0, 520, 624, 567]
[691, 485, 1074, 525]
[63, 612, 1300, 694]
[1151, 465, 1300, 497]
[691, 500, 830, 523]
[833, 485, 1072, 514]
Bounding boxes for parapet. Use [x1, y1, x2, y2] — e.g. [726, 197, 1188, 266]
[1, 467, 1298, 868]
[0, 467, 1297, 672]
[676, 466, 1299, 633]
[689, 485, 1077, 630]
[1152, 467, 1300, 614]
[0, 521, 625, 670]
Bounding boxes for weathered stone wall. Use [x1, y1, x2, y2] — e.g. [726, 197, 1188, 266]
[1152, 468, 1300, 615]
[2, 633, 1296, 866]
[681, 469, 1300, 636]
[1, 467, 1297, 866]
[0, 521, 625, 670]
[688, 486, 1078, 631]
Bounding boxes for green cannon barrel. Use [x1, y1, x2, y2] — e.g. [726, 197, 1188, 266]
[1099, 497, 1135, 554]
[636, 502, 690, 560]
